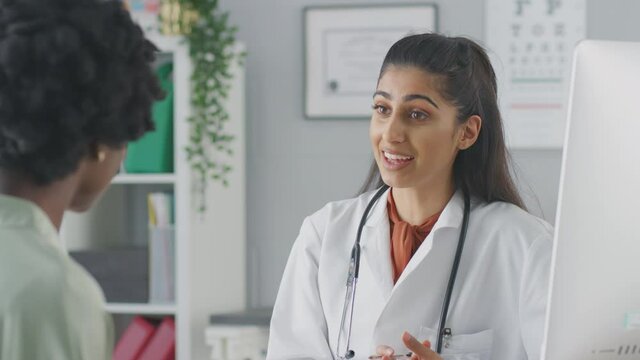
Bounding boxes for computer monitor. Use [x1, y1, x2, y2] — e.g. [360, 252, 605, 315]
[542, 39, 640, 359]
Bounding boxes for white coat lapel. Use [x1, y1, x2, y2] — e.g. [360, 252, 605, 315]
[393, 190, 465, 288]
[360, 188, 394, 299]
[370, 190, 468, 352]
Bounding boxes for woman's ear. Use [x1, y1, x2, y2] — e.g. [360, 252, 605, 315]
[458, 115, 482, 150]
[88, 143, 109, 163]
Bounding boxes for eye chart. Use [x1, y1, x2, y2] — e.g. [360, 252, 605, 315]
[486, 0, 586, 148]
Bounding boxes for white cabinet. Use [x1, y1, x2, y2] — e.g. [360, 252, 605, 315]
[60, 35, 246, 360]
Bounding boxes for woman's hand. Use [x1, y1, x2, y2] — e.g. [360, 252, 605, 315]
[375, 331, 443, 360]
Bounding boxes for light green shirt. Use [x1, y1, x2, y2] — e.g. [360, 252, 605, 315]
[0, 194, 114, 360]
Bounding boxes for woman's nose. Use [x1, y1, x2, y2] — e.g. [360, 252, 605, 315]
[382, 114, 406, 143]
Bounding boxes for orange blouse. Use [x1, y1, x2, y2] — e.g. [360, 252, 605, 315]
[387, 190, 442, 283]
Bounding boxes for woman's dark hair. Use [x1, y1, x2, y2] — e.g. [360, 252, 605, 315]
[360, 33, 525, 209]
[0, 0, 164, 185]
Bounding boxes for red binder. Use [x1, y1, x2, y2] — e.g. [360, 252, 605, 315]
[112, 316, 156, 360]
[138, 317, 176, 360]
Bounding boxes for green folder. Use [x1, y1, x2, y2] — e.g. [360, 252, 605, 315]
[124, 62, 174, 173]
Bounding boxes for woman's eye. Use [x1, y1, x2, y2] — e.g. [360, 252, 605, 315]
[372, 104, 389, 115]
[409, 110, 428, 120]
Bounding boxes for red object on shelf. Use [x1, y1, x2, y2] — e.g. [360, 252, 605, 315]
[112, 316, 156, 360]
[138, 317, 176, 360]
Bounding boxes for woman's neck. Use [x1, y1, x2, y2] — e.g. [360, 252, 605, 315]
[391, 179, 456, 226]
[0, 170, 76, 231]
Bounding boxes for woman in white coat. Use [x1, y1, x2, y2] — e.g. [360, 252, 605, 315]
[268, 33, 552, 360]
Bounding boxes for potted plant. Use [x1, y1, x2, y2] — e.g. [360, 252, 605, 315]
[159, 0, 244, 212]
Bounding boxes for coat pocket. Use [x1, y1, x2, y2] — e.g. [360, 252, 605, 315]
[417, 326, 493, 360]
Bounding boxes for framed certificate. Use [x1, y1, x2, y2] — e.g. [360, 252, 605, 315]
[304, 4, 438, 119]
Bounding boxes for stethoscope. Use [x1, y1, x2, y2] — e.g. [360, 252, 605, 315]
[335, 184, 471, 359]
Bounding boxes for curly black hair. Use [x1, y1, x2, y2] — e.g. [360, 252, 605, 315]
[0, 0, 164, 185]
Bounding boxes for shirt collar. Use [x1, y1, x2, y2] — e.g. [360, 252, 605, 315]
[0, 194, 60, 245]
[365, 188, 465, 233]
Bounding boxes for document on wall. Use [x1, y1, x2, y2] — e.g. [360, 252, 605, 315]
[305, 5, 437, 118]
[485, 0, 586, 148]
[324, 29, 411, 97]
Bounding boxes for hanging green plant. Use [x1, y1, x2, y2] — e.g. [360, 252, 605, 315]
[159, 0, 244, 212]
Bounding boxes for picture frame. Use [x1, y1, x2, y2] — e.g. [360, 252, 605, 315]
[304, 4, 438, 119]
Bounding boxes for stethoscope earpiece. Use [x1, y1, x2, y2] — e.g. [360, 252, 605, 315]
[346, 350, 355, 359]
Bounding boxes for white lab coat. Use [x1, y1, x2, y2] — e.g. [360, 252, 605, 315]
[268, 188, 553, 360]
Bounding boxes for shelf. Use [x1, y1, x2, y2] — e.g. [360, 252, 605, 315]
[105, 302, 176, 315]
[112, 174, 176, 185]
[146, 34, 185, 54]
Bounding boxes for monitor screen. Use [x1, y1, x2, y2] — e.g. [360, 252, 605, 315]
[542, 40, 640, 359]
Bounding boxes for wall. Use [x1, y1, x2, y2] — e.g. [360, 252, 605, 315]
[219, 0, 640, 308]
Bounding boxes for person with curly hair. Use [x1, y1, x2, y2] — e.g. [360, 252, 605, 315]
[0, 0, 164, 358]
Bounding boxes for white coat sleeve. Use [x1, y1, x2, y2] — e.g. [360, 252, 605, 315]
[267, 216, 334, 360]
[519, 233, 553, 360]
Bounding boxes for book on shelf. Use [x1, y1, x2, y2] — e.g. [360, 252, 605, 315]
[137, 317, 176, 360]
[147, 192, 175, 303]
[147, 192, 174, 228]
[113, 316, 156, 360]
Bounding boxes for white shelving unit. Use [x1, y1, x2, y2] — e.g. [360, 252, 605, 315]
[111, 173, 176, 184]
[105, 303, 177, 315]
[60, 34, 246, 360]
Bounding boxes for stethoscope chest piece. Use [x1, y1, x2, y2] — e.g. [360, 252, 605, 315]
[443, 328, 453, 349]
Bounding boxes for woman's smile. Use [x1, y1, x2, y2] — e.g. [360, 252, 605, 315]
[382, 149, 415, 170]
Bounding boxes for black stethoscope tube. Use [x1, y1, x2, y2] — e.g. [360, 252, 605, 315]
[344, 185, 470, 357]
[435, 188, 470, 353]
[354, 185, 389, 278]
